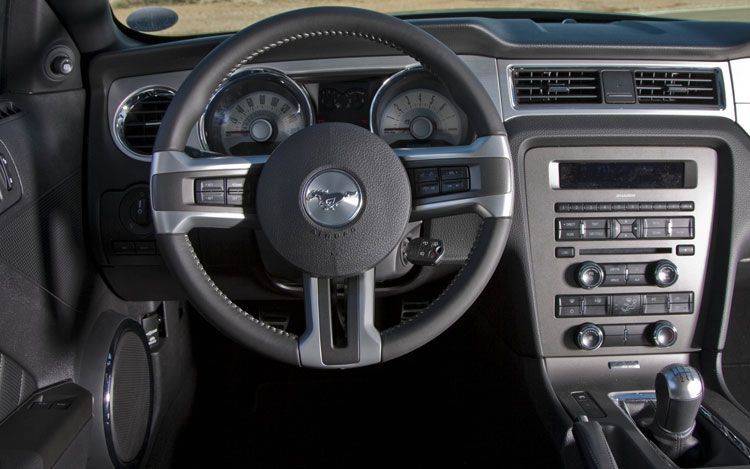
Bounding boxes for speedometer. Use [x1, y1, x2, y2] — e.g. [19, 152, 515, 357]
[202, 69, 314, 155]
[370, 67, 469, 147]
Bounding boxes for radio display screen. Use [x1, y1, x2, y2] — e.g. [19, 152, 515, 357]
[558, 162, 686, 189]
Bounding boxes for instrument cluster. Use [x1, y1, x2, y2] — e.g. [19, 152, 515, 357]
[201, 67, 470, 156]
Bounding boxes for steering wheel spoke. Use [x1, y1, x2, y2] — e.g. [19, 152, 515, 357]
[299, 270, 381, 368]
[150, 149, 268, 233]
[396, 135, 514, 220]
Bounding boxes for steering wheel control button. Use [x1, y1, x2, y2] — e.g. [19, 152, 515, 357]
[576, 262, 605, 289]
[576, 323, 604, 351]
[303, 169, 363, 228]
[651, 321, 678, 348]
[196, 191, 225, 205]
[197, 179, 225, 191]
[410, 166, 470, 198]
[652, 260, 679, 288]
[405, 238, 445, 266]
[257, 123, 411, 278]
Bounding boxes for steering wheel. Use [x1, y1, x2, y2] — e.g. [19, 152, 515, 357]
[151, 7, 513, 368]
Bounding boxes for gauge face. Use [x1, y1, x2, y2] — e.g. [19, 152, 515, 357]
[204, 71, 313, 155]
[377, 88, 464, 147]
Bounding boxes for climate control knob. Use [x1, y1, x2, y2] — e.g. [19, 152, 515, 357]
[652, 260, 679, 288]
[650, 320, 678, 348]
[576, 261, 605, 289]
[576, 323, 604, 351]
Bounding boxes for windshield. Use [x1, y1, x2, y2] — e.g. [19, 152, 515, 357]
[110, 0, 750, 36]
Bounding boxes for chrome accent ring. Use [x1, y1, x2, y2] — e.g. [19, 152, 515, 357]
[112, 86, 175, 163]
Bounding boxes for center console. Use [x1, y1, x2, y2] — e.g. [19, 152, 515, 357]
[524, 146, 717, 356]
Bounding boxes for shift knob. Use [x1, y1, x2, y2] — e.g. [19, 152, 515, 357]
[654, 364, 704, 435]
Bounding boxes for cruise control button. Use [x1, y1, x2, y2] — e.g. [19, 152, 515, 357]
[197, 178, 225, 191]
[227, 193, 245, 206]
[441, 179, 469, 194]
[196, 191, 225, 205]
[226, 178, 246, 190]
[439, 167, 468, 180]
[414, 168, 439, 182]
[415, 182, 440, 197]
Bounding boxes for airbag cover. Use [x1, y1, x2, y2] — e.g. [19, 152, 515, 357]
[256, 123, 411, 278]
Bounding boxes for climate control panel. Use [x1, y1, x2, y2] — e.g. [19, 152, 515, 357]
[556, 292, 694, 317]
[574, 321, 678, 350]
[574, 260, 678, 289]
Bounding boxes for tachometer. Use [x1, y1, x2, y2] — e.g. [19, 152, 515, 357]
[202, 69, 314, 155]
[378, 88, 463, 146]
[371, 67, 469, 147]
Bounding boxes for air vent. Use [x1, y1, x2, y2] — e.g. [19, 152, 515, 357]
[0, 101, 21, 120]
[512, 68, 601, 104]
[635, 70, 719, 105]
[114, 87, 175, 160]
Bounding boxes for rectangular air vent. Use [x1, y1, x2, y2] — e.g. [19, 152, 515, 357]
[635, 70, 719, 105]
[512, 68, 601, 105]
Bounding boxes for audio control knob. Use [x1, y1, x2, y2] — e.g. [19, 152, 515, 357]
[652, 260, 679, 288]
[577, 261, 605, 289]
[651, 321, 678, 348]
[576, 323, 604, 351]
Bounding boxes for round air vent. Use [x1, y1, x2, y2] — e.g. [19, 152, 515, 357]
[113, 87, 175, 161]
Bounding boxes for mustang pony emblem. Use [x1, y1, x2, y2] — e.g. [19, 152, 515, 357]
[305, 190, 358, 211]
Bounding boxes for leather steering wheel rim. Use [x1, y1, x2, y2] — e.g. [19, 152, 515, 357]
[152, 6, 512, 368]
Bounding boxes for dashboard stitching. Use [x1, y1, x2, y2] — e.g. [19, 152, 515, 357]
[381, 219, 487, 335]
[211, 31, 423, 98]
[181, 234, 297, 339]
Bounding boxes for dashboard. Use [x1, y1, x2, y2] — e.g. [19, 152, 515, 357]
[88, 15, 750, 365]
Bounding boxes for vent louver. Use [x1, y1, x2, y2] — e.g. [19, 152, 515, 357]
[512, 68, 601, 104]
[0, 101, 20, 120]
[115, 87, 175, 158]
[635, 70, 719, 105]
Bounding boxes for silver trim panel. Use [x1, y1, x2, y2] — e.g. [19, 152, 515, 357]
[499, 60, 736, 122]
[299, 270, 381, 369]
[150, 150, 267, 233]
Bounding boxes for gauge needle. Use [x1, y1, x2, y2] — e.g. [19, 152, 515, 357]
[224, 131, 253, 135]
[383, 127, 410, 132]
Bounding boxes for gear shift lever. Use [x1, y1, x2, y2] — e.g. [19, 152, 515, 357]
[650, 364, 704, 460]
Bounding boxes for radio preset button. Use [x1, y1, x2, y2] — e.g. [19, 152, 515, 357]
[558, 219, 581, 230]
